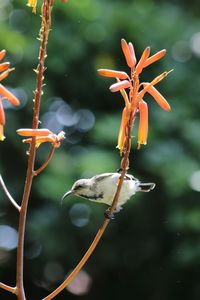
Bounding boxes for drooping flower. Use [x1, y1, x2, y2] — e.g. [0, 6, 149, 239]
[17, 128, 65, 148]
[138, 100, 148, 149]
[27, 0, 38, 13]
[98, 39, 172, 153]
[0, 50, 20, 141]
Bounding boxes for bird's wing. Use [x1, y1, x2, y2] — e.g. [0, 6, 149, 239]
[92, 173, 115, 183]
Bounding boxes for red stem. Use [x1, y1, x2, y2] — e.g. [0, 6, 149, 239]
[15, 1, 53, 299]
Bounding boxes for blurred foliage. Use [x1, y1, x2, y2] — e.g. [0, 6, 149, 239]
[0, 0, 200, 299]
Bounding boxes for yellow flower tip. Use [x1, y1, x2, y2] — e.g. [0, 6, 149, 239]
[121, 38, 136, 69]
[27, 0, 37, 13]
[0, 124, 5, 141]
[97, 69, 128, 79]
[110, 80, 131, 92]
[143, 49, 166, 68]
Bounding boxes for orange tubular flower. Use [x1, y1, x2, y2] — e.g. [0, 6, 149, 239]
[0, 50, 20, 142]
[17, 128, 65, 148]
[0, 99, 5, 125]
[143, 83, 171, 111]
[97, 69, 128, 79]
[0, 124, 5, 141]
[110, 80, 131, 92]
[117, 107, 128, 155]
[17, 128, 52, 137]
[0, 50, 6, 61]
[143, 49, 166, 68]
[138, 100, 148, 149]
[135, 47, 150, 75]
[121, 39, 136, 69]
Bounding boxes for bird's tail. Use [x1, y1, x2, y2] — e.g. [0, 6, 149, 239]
[138, 182, 155, 192]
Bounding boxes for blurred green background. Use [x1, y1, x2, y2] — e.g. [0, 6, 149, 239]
[0, 0, 200, 299]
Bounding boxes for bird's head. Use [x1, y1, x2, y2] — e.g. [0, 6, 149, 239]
[62, 179, 90, 202]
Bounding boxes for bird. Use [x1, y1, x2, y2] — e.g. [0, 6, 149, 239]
[62, 173, 155, 214]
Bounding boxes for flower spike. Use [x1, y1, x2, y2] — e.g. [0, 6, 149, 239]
[98, 40, 172, 152]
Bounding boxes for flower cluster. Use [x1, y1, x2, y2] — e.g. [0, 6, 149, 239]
[98, 39, 172, 154]
[17, 128, 65, 148]
[0, 50, 20, 141]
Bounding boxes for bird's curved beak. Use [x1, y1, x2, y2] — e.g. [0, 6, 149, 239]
[61, 190, 73, 204]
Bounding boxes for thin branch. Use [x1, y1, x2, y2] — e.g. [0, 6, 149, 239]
[34, 146, 55, 176]
[16, 1, 53, 299]
[43, 112, 136, 300]
[0, 282, 16, 294]
[0, 174, 21, 212]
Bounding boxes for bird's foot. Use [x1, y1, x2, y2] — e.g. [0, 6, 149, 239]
[104, 208, 115, 220]
[104, 206, 123, 220]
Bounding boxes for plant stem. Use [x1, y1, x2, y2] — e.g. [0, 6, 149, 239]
[34, 146, 55, 176]
[43, 112, 136, 300]
[0, 282, 16, 294]
[0, 174, 21, 212]
[15, 1, 53, 299]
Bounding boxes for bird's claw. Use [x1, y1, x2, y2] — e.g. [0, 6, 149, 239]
[104, 208, 115, 220]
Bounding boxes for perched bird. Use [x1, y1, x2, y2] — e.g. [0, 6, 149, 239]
[62, 173, 155, 212]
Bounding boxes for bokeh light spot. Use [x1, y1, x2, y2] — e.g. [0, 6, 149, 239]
[0, 225, 18, 250]
[66, 270, 92, 295]
[69, 203, 91, 227]
[189, 170, 200, 192]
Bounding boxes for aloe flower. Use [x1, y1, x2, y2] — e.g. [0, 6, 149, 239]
[98, 38, 172, 153]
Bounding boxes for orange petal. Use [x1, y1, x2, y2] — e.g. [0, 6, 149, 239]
[0, 99, 5, 125]
[22, 136, 55, 148]
[0, 62, 10, 73]
[0, 84, 20, 106]
[135, 47, 150, 75]
[110, 80, 131, 92]
[121, 39, 136, 68]
[97, 69, 128, 79]
[143, 83, 171, 111]
[143, 49, 166, 68]
[0, 70, 10, 82]
[138, 100, 148, 149]
[128, 42, 137, 66]
[17, 128, 52, 137]
[0, 50, 6, 61]
[0, 124, 5, 141]
[117, 107, 128, 155]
